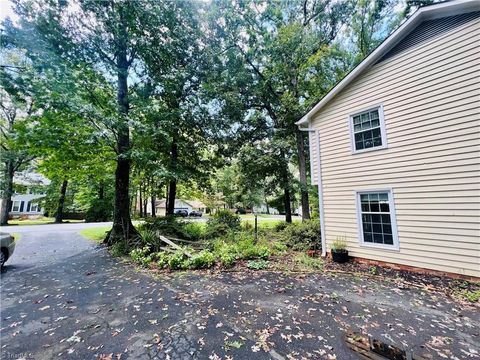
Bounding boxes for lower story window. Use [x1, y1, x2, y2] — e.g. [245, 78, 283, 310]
[30, 203, 39, 212]
[356, 190, 398, 249]
[11, 201, 21, 212]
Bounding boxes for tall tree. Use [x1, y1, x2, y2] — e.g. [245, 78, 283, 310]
[208, 0, 352, 222]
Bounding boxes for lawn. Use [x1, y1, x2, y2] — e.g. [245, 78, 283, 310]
[78, 226, 111, 242]
[8, 217, 84, 226]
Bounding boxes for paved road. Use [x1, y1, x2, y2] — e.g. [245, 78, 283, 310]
[1, 225, 479, 360]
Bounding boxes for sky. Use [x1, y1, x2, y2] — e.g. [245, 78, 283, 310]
[0, 0, 17, 22]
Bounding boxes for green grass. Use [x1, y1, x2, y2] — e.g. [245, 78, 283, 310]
[8, 217, 84, 226]
[78, 226, 111, 242]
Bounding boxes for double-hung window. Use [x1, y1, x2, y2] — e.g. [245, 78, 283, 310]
[349, 106, 387, 153]
[356, 190, 399, 250]
[30, 203, 39, 212]
[11, 201, 21, 212]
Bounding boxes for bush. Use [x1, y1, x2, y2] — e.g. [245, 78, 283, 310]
[219, 251, 236, 268]
[187, 250, 216, 269]
[206, 210, 240, 238]
[130, 246, 153, 267]
[140, 216, 203, 241]
[85, 199, 113, 222]
[281, 220, 321, 251]
[273, 221, 289, 232]
[167, 250, 189, 270]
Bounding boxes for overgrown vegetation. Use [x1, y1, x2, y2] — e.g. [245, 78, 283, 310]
[126, 214, 321, 271]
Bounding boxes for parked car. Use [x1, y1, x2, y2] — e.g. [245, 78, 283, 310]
[0, 232, 16, 268]
[189, 210, 202, 217]
[174, 209, 189, 217]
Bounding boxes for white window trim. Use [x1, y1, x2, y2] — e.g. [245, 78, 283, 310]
[348, 104, 388, 154]
[11, 200, 21, 212]
[355, 188, 399, 251]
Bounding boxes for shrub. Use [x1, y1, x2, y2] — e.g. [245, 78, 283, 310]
[85, 199, 113, 222]
[130, 246, 153, 266]
[206, 210, 241, 238]
[187, 250, 216, 269]
[273, 221, 289, 232]
[219, 251, 236, 268]
[247, 260, 269, 270]
[167, 250, 189, 270]
[281, 220, 321, 251]
[140, 216, 201, 240]
[182, 222, 205, 240]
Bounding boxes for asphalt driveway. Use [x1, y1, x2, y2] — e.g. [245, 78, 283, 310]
[1, 224, 478, 359]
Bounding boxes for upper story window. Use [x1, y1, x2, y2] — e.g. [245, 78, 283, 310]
[349, 105, 387, 153]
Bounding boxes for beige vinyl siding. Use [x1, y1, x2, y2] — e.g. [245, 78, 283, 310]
[310, 16, 480, 277]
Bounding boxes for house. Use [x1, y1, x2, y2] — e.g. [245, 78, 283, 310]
[149, 199, 207, 216]
[9, 193, 44, 218]
[6, 171, 48, 219]
[297, 0, 480, 278]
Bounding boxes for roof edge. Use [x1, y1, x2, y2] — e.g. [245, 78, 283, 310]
[296, 0, 480, 126]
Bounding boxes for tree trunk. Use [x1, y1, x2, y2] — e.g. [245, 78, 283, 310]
[264, 193, 270, 215]
[0, 160, 14, 226]
[55, 178, 68, 223]
[296, 128, 310, 220]
[167, 179, 177, 215]
[280, 150, 292, 223]
[139, 186, 143, 217]
[166, 139, 178, 215]
[151, 195, 156, 217]
[106, 5, 139, 245]
[98, 180, 104, 200]
[283, 185, 292, 223]
[143, 194, 148, 217]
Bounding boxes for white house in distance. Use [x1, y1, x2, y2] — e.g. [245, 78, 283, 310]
[149, 199, 207, 216]
[297, 0, 480, 278]
[7, 171, 48, 219]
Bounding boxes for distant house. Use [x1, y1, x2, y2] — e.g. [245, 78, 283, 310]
[297, 0, 480, 278]
[149, 199, 207, 216]
[6, 171, 49, 219]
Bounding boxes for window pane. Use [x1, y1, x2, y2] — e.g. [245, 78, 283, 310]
[382, 224, 392, 235]
[354, 124, 362, 131]
[373, 233, 383, 243]
[372, 223, 382, 233]
[355, 141, 364, 150]
[364, 232, 373, 243]
[353, 116, 361, 124]
[383, 234, 393, 245]
[380, 202, 390, 212]
[370, 110, 379, 119]
[371, 119, 380, 127]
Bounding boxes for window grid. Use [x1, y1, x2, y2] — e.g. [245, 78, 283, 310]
[359, 192, 394, 246]
[352, 109, 382, 151]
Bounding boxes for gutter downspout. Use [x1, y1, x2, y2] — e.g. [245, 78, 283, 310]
[299, 124, 327, 257]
